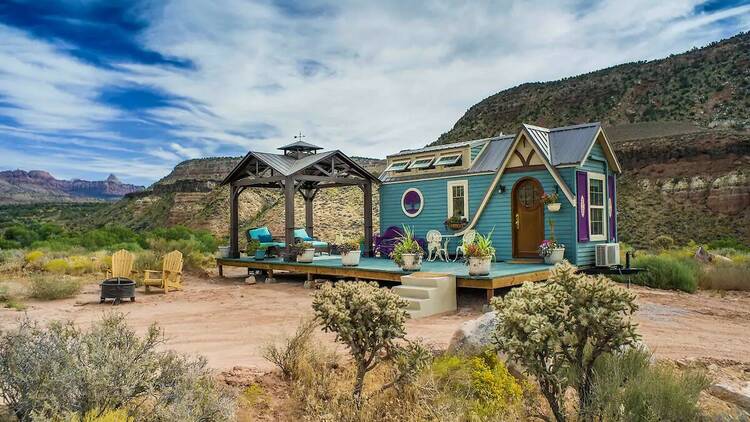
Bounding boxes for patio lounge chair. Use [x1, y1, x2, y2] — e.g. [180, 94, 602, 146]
[143, 250, 183, 293]
[374, 226, 427, 258]
[426, 230, 449, 261]
[106, 249, 135, 278]
[247, 227, 286, 256]
[293, 228, 330, 254]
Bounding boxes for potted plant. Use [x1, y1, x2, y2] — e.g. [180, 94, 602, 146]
[464, 232, 495, 276]
[541, 192, 561, 212]
[288, 240, 315, 263]
[444, 215, 468, 231]
[390, 226, 424, 271]
[339, 240, 361, 266]
[216, 245, 230, 258]
[538, 239, 565, 264]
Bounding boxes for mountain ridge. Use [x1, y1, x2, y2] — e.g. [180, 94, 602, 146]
[0, 169, 145, 204]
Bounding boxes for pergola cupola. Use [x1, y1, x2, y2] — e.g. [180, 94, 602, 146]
[278, 140, 323, 159]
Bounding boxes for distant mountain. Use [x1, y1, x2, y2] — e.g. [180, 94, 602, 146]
[434, 32, 749, 146]
[0, 170, 145, 204]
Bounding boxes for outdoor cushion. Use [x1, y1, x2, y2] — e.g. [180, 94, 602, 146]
[248, 227, 272, 240]
[293, 228, 313, 241]
[258, 234, 273, 243]
[309, 240, 328, 248]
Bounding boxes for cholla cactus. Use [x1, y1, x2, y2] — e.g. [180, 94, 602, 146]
[492, 261, 639, 422]
[312, 281, 409, 405]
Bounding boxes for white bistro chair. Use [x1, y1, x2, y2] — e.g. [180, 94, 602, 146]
[425, 230, 449, 262]
[454, 229, 477, 262]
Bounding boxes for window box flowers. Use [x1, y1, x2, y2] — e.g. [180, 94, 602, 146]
[541, 192, 561, 212]
[391, 226, 424, 271]
[338, 240, 361, 266]
[538, 240, 565, 264]
[444, 215, 468, 231]
[463, 232, 495, 276]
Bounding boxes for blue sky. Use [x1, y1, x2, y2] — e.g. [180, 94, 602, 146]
[0, 0, 748, 186]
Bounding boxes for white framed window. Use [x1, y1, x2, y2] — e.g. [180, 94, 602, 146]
[409, 156, 434, 169]
[401, 188, 424, 217]
[434, 153, 462, 166]
[385, 160, 410, 172]
[447, 180, 469, 219]
[588, 172, 607, 241]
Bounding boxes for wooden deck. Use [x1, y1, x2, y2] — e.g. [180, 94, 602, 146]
[216, 256, 552, 301]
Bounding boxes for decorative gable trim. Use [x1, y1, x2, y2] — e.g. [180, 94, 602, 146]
[579, 127, 622, 173]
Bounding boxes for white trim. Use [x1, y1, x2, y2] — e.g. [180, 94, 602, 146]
[382, 171, 494, 184]
[385, 160, 411, 172]
[580, 127, 622, 173]
[447, 180, 469, 220]
[434, 153, 462, 166]
[408, 156, 434, 169]
[587, 172, 607, 241]
[470, 141, 490, 165]
[401, 188, 424, 217]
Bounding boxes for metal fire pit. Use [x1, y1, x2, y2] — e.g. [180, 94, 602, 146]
[100, 277, 136, 305]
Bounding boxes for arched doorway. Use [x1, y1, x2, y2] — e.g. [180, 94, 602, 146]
[512, 177, 544, 258]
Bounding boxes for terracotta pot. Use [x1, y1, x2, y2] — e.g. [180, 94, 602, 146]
[341, 250, 361, 266]
[546, 203, 561, 212]
[468, 256, 491, 276]
[400, 253, 422, 271]
[297, 248, 316, 263]
[544, 248, 565, 264]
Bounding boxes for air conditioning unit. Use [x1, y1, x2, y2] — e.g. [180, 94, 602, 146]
[595, 243, 620, 267]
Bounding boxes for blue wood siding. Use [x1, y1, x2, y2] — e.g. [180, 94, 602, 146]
[575, 142, 616, 266]
[471, 144, 484, 161]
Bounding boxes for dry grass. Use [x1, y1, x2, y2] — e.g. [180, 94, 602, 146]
[699, 261, 750, 291]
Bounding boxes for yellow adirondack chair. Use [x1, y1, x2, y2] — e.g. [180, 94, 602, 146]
[106, 249, 135, 278]
[143, 250, 183, 293]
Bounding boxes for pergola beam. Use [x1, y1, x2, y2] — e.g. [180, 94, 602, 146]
[233, 175, 286, 187]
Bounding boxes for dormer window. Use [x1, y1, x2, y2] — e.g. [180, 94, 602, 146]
[434, 153, 462, 166]
[385, 160, 411, 172]
[408, 157, 434, 169]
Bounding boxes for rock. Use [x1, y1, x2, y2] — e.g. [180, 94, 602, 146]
[264, 277, 276, 284]
[303, 279, 314, 289]
[218, 366, 265, 388]
[244, 275, 256, 285]
[709, 382, 750, 412]
[448, 311, 498, 352]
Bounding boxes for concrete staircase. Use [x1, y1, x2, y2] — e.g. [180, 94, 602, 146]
[393, 272, 457, 319]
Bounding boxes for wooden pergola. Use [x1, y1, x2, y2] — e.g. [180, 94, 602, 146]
[220, 141, 381, 259]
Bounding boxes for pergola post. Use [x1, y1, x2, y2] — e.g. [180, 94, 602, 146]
[284, 177, 296, 255]
[304, 189, 315, 237]
[363, 181, 373, 257]
[229, 184, 240, 258]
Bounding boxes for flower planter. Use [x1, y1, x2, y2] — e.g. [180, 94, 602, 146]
[297, 248, 316, 263]
[341, 250, 361, 266]
[543, 247, 565, 264]
[546, 203, 561, 212]
[400, 253, 422, 271]
[217, 246, 230, 258]
[254, 249, 266, 260]
[468, 256, 492, 276]
[445, 222, 467, 231]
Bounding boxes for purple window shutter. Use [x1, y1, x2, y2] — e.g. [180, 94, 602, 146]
[576, 171, 589, 242]
[608, 175, 616, 241]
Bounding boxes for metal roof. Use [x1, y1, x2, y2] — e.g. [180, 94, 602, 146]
[389, 138, 492, 158]
[277, 140, 323, 151]
[548, 122, 601, 166]
[467, 135, 515, 173]
[523, 124, 551, 162]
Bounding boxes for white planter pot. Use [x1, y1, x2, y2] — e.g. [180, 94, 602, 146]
[544, 248, 565, 264]
[217, 246, 230, 258]
[341, 250, 361, 266]
[468, 256, 492, 276]
[547, 203, 561, 212]
[297, 248, 316, 263]
[400, 253, 422, 271]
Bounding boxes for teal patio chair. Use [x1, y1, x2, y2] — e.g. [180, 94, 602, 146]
[247, 227, 285, 257]
[293, 228, 330, 254]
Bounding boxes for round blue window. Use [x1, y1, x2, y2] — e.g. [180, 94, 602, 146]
[401, 188, 423, 217]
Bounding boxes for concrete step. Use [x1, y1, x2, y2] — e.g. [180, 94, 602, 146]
[404, 297, 423, 311]
[400, 274, 443, 288]
[392, 285, 434, 300]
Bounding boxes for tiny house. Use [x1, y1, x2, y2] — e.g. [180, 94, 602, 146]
[378, 123, 622, 266]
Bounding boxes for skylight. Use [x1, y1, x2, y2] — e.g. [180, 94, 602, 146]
[434, 154, 462, 166]
[408, 157, 434, 169]
[385, 160, 410, 172]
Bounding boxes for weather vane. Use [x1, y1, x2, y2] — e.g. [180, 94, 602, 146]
[294, 131, 305, 141]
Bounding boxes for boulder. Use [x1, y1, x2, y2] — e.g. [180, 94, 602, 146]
[448, 311, 498, 352]
[709, 382, 750, 412]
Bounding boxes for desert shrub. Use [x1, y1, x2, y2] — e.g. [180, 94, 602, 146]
[699, 260, 750, 291]
[2, 225, 39, 248]
[625, 255, 698, 292]
[263, 318, 318, 379]
[43, 258, 70, 274]
[708, 237, 749, 252]
[29, 275, 81, 300]
[589, 348, 709, 421]
[133, 250, 161, 274]
[78, 225, 146, 251]
[68, 255, 99, 275]
[0, 249, 24, 272]
[0, 313, 235, 421]
[651, 234, 675, 250]
[492, 262, 639, 422]
[69, 408, 134, 422]
[430, 350, 523, 419]
[24, 250, 44, 264]
[148, 226, 217, 253]
[149, 238, 213, 271]
[312, 281, 426, 406]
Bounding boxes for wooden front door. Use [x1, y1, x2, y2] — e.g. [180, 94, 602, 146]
[512, 178, 544, 258]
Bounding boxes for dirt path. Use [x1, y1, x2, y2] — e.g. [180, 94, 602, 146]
[1, 269, 748, 371]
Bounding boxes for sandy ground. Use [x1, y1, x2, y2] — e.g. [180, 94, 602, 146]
[1, 267, 749, 372]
